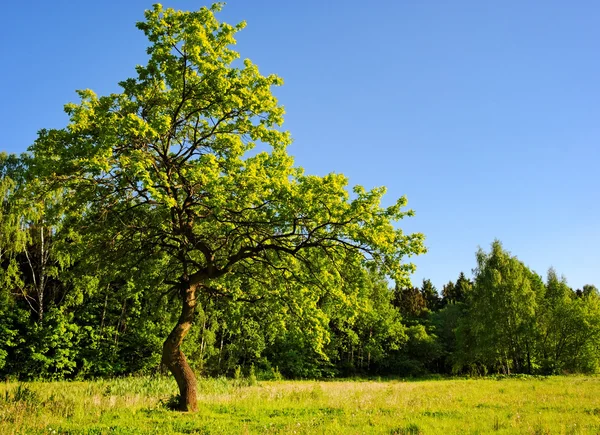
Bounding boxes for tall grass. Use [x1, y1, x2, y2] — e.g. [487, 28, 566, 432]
[0, 375, 598, 434]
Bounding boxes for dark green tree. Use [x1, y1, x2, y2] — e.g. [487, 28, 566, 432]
[393, 286, 427, 321]
[420, 278, 441, 312]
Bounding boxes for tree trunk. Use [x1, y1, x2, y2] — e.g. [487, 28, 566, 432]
[100, 290, 109, 333]
[38, 226, 46, 323]
[199, 315, 206, 372]
[526, 341, 532, 374]
[162, 284, 199, 412]
[367, 328, 372, 370]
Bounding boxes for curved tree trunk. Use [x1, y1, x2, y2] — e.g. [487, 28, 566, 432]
[162, 284, 199, 412]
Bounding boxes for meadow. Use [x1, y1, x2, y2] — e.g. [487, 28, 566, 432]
[1, 375, 599, 434]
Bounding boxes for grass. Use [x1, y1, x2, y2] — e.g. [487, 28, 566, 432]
[0, 375, 599, 434]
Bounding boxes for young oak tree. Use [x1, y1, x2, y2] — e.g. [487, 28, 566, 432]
[29, 4, 425, 411]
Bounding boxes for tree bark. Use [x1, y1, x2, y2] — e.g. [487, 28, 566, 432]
[162, 284, 199, 412]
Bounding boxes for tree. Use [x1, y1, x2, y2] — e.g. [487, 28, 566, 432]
[441, 272, 471, 305]
[582, 284, 599, 298]
[324, 268, 407, 376]
[0, 153, 28, 371]
[544, 267, 571, 302]
[431, 302, 466, 373]
[441, 280, 454, 305]
[30, 4, 425, 411]
[420, 278, 441, 312]
[0, 153, 26, 294]
[393, 285, 427, 320]
[539, 270, 600, 373]
[466, 240, 543, 374]
[1, 153, 73, 324]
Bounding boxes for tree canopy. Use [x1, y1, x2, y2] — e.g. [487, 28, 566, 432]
[27, 3, 425, 411]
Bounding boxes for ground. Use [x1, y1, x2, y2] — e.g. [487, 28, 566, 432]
[1, 375, 599, 434]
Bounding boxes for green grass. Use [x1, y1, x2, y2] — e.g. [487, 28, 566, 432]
[1, 375, 599, 434]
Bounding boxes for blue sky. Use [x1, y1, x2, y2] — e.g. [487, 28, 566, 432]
[1, 1, 598, 291]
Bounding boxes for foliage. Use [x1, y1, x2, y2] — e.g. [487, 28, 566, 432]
[420, 279, 441, 312]
[538, 268, 600, 374]
[460, 240, 543, 374]
[442, 272, 471, 305]
[2, 157, 599, 382]
[0, 2, 598, 385]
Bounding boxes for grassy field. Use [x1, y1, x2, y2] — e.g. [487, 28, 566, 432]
[1, 375, 599, 434]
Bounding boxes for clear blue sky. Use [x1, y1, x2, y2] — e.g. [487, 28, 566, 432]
[1, 1, 598, 291]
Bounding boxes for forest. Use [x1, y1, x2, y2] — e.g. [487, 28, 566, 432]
[1, 3, 599, 414]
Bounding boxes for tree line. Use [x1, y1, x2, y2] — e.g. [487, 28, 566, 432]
[1, 4, 599, 410]
[1, 173, 598, 381]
